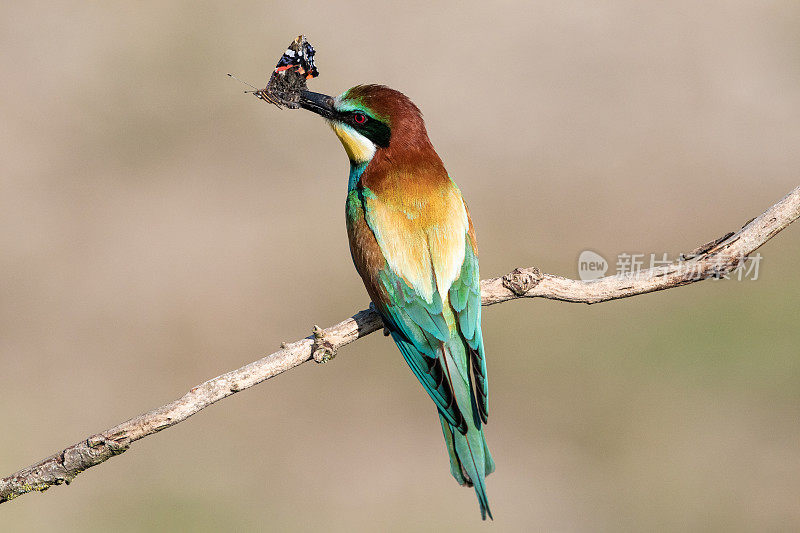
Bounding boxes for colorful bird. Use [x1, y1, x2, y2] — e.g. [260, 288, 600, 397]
[299, 85, 494, 520]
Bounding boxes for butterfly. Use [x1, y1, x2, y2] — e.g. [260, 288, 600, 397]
[256, 35, 319, 109]
[273, 37, 319, 79]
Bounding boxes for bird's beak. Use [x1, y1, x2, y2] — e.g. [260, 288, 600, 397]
[299, 91, 336, 120]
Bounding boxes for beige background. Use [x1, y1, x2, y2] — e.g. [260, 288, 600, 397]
[2, 1, 799, 531]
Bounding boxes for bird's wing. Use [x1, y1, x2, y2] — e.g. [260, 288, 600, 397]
[379, 271, 469, 434]
[360, 182, 484, 433]
[448, 232, 488, 424]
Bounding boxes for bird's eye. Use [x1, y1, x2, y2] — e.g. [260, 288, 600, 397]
[353, 112, 367, 125]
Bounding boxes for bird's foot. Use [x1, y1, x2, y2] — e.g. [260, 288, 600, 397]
[311, 325, 336, 363]
[368, 302, 391, 336]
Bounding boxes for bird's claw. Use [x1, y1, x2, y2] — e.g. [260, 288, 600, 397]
[368, 302, 391, 336]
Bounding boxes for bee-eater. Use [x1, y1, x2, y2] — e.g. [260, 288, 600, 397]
[299, 85, 494, 519]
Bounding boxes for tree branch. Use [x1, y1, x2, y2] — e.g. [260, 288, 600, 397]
[2, 186, 798, 504]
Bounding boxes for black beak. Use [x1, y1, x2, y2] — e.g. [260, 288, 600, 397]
[299, 91, 336, 119]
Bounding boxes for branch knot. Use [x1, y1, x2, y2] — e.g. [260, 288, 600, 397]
[311, 325, 336, 363]
[502, 267, 543, 296]
[89, 435, 129, 455]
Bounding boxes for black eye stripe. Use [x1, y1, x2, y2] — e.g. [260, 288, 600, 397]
[336, 110, 391, 148]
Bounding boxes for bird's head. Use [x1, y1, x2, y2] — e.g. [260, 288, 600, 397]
[299, 84, 430, 164]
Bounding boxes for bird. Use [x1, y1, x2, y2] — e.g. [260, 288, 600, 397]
[299, 85, 494, 520]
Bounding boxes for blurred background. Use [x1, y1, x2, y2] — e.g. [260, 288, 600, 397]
[2, 1, 799, 531]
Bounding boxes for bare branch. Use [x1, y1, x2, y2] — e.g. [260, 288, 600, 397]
[482, 186, 800, 305]
[2, 185, 798, 504]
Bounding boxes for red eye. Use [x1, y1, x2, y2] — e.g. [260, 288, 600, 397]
[353, 112, 367, 124]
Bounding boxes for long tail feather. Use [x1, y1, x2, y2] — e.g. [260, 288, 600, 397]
[439, 413, 494, 520]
